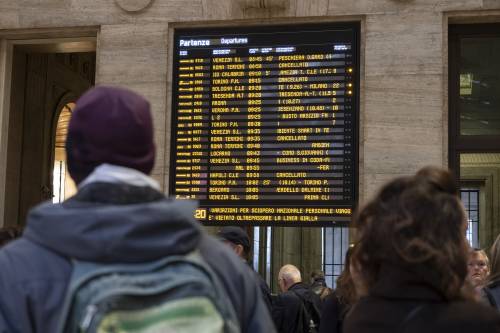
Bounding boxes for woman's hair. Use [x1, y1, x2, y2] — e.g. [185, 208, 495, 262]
[469, 248, 489, 267]
[351, 166, 473, 301]
[489, 234, 500, 283]
[335, 245, 357, 304]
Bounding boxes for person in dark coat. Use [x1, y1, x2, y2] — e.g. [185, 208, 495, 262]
[272, 264, 323, 333]
[0, 86, 276, 333]
[217, 226, 274, 313]
[344, 166, 500, 333]
[310, 270, 332, 301]
[319, 246, 358, 333]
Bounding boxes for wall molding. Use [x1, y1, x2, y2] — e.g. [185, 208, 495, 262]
[114, 0, 154, 13]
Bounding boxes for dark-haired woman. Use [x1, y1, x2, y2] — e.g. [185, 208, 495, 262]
[319, 246, 362, 333]
[344, 166, 500, 333]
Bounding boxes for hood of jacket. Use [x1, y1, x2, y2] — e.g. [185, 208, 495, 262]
[23, 182, 202, 263]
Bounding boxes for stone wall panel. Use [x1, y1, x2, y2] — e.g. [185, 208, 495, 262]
[360, 11, 444, 201]
[97, 24, 169, 184]
[329, 0, 484, 16]
[202, 0, 233, 20]
[365, 12, 443, 76]
[364, 74, 442, 127]
[295, 0, 329, 16]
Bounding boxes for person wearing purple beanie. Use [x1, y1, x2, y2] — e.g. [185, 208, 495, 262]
[0, 86, 275, 333]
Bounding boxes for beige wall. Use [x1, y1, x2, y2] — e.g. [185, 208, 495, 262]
[0, 1, 499, 268]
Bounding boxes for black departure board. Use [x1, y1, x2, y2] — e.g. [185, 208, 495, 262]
[170, 23, 359, 226]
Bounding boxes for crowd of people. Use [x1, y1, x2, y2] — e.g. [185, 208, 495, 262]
[1, 86, 500, 332]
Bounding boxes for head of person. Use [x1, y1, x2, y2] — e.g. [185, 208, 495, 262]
[66, 86, 155, 184]
[217, 226, 251, 260]
[467, 248, 490, 288]
[278, 264, 302, 292]
[310, 270, 325, 284]
[351, 166, 473, 301]
[0, 226, 22, 247]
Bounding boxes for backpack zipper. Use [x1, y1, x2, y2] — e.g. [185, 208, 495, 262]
[80, 304, 98, 332]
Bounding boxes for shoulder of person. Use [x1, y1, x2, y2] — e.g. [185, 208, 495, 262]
[198, 234, 256, 282]
[0, 237, 71, 281]
[198, 234, 277, 333]
[346, 298, 500, 333]
[404, 300, 500, 333]
[439, 301, 500, 327]
[322, 292, 341, 311]
[0, 238, 71, 333]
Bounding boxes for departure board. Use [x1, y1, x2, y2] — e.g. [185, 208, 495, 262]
[170, 23, 359, 226]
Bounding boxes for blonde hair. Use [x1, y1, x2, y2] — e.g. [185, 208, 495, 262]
[489, 235, 500, 283]
[470, 248, 490, 267]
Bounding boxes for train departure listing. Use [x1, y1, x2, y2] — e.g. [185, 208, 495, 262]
[171, 23, 359, 226]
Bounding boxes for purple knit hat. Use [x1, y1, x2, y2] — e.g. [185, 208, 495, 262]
[66, 86, 155, 184]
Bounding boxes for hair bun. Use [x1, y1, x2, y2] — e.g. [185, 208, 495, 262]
[415, 166, 458, 196]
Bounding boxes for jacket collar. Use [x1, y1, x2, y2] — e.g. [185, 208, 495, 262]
[79, 163, 160, 190]
[289, 282, 308, 292]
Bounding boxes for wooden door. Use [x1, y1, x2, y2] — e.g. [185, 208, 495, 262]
[5, 50, 95, 225]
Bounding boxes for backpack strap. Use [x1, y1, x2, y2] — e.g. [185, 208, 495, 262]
[291, 290, 319, 314]
[290, 290, 313, 333]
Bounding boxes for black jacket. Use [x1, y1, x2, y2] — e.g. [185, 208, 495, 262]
[483, 279, 500, 309]
[255, 271, 273, 312]
[272, 282, 323, 333]
[319, 291, 350, 333]
[344, 263, 500, 333]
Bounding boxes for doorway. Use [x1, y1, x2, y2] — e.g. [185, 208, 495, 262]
[3, 38, 96, 225]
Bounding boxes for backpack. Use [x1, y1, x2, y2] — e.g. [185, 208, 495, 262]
[292, 290, 322, 333]
[57, 250, 240, 333]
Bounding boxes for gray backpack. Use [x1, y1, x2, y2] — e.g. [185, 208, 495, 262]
[57, 250, 240, 333]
